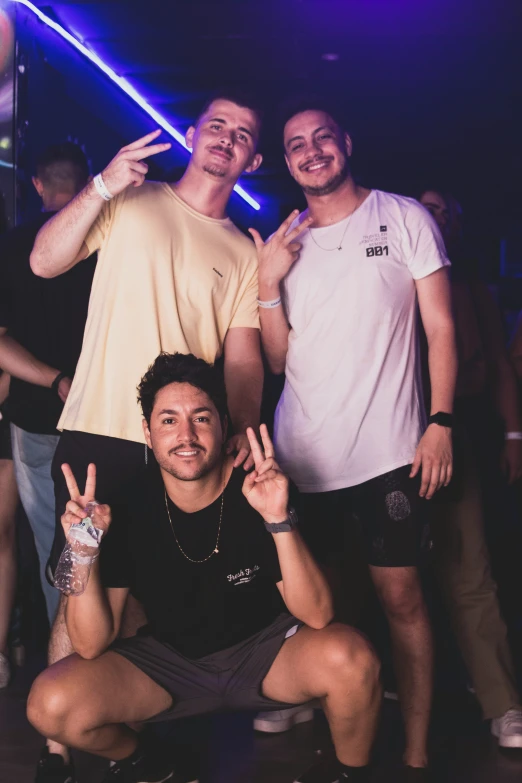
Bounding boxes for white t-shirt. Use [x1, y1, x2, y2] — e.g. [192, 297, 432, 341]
[273, 189, 450, 493]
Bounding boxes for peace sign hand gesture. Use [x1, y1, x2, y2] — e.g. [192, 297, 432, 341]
[100, 129, 172, 197]
[249, 210, 313, 290]
[60, 463, 111, 539]
[242, 425, 289, 524]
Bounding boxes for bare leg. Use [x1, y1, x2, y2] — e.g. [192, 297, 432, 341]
[45, 594, 147, 757]
[27, 651, 172, 760]
[46, 597, 74, 759]
[370, 565, 432, 768]
[0, 459, 17, 656]
[262, 623, 381, 766]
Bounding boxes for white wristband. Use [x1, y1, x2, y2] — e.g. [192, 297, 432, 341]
[505, 432, 522, 440]
[257, 297, 282, 309]
[93, 172, 114, 201]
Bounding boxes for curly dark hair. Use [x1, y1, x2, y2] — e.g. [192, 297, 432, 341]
[137, 353, 228, 425]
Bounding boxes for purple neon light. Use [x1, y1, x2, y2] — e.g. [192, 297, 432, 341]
[11, 0, 261, 210]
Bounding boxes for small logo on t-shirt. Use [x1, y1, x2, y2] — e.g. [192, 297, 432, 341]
[213, 267, 223, 278]
[227, 565, 260, 585]
[380, 225, 387, 233]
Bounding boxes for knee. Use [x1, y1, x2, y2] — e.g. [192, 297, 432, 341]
[378, 581, 425, 623]
[321, 625, 381, 695]
[27, 671, 75, 740]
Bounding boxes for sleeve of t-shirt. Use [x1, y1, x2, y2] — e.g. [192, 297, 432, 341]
[84, 193, 121, 256]
[229, 258, 260, 330]
[99, 501, 132, 589]
[403, 200, 451, 280]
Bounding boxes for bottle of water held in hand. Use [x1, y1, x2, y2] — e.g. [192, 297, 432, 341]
[54, 502, 104, 597]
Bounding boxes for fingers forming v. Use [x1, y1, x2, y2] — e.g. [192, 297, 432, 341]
[245, 427, 265, 470]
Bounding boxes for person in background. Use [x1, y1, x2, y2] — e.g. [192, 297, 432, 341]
[0, 142, 97, 783]
[0, 143, 97, 628]
[0, 371, 18, 689]
[29, 89, 265, 783]
[250, 99, 457, 778]
[419, 188, 522, 748]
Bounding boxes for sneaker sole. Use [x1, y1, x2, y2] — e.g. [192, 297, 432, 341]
[254, 708, 315, 733]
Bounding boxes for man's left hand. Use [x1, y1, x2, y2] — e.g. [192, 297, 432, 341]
[410, 424, 453, 499]
[226, 432, 255, 470]
[242, 425, 289, 523]
[501, 439, 522, 485]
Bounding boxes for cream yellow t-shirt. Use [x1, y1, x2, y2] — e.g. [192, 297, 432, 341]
[58, 182, 259, 444]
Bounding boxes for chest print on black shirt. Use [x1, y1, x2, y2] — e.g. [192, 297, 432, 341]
[227, 564, 260, 586]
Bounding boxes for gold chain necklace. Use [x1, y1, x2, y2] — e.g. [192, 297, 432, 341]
[164, 488, 224, 563]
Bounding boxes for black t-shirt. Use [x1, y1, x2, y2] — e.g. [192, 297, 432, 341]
[100, 464, 287, 659]
[0, 214, 96, 434]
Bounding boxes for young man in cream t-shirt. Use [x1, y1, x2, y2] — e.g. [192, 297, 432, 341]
[29, 90, 265, 782]
[250, 99, 457, 777]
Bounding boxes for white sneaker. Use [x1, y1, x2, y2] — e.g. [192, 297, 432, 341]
[491, 708, 522, 748]
[253, 705, 315, 733]
[0, 653, 10, 689]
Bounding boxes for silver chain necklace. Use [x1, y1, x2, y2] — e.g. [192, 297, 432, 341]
[307, 198, 361, 252]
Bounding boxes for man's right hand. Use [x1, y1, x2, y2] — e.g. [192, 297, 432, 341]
[99, 130, 171, 197]
[61, 462, 111, 538]
[249, 210, 313, 290]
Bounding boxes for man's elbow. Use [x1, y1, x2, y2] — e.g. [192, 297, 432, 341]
[267, 354, 286, 376]
[30, 249, 52, 278]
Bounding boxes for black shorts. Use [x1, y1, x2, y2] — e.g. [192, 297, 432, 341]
[300, 465, 431, 568]
[111, 613, 308, 722]
[0, 414, 12, 461]
[48, 430, 147, 577]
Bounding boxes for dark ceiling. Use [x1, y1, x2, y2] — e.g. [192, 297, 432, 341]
[16, 0, 522, 238]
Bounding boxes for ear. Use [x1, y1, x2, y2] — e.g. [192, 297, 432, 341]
[185, 126, 195, 151]
[344, 132, 353, 158]
[244, 152, 263, 174]
[32, 176, 44, 197]
[142, 418, 152, 450]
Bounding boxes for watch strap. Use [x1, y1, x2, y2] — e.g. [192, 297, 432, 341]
[264, 507, 298, 534]
[428, 411, 453, 428]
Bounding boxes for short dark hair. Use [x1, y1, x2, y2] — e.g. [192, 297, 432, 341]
[137, 352, 228, 425]
[35, 142, 90, 191]
[278, 95, 347, 143]
[195, 87, 264, 135]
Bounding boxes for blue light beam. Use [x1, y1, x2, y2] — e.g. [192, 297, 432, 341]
[11, 0, 261, 210]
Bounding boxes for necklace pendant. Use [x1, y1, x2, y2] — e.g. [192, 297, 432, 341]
[337, 246, 342, 251]
[214, 547, 219, 554]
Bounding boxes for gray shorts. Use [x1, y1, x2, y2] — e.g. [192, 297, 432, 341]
[111, 613, 308, 722]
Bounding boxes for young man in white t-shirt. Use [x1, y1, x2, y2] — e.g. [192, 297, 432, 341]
[249, 100, 457, 776]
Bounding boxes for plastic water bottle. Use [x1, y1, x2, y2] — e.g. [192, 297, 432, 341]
[54, 502, 104, 597]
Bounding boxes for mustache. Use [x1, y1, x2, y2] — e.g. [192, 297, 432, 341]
[208, 145, 233, 160]
[299, 154, 333, 172]
[168, 443, 205, 455]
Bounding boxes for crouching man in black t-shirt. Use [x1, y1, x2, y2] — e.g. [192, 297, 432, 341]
[27, 353, 381, 783]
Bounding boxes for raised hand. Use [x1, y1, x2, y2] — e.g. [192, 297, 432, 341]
[100, 130, 171, 197]
[242, 425, 289, 523]
[60, 463, 111, 538]
[248, 210, 313, 290]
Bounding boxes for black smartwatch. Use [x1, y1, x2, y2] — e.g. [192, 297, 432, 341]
[428, 411, 453, 429]
[264, 506, 298, 534]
